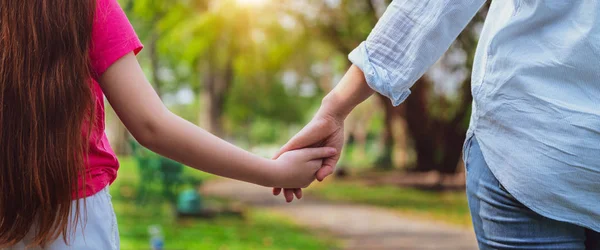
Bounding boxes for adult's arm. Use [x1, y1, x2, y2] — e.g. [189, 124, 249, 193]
[274, 0, 487, 202]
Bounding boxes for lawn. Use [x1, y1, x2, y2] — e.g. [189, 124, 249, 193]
[112, 157, 337, 250]
[308, 180, 472, 227]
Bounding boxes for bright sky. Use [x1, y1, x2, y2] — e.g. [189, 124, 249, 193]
[236, 0, 269, 7]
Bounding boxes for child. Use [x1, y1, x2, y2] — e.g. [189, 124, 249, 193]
[0, 0, 335, 249]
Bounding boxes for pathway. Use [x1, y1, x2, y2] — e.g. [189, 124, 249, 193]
[202, 180, 478, 250]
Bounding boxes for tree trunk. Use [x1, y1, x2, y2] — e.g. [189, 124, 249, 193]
[392, 115, 408, 168]
[439, 76, 473, 174]
[199, 56, 233, 138]
[106, 102, 130, 155]
[203, 88, 225, 137]
[375, 94, 395, 169]
[401, 75, 473, 174]
[403, 78, 437, 172]
[110, 118, 131, 155]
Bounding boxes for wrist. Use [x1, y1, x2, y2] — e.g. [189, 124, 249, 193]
[320, 65, 373, 120]
[320, 91, 352, 121]
[257, 158, 281, 187]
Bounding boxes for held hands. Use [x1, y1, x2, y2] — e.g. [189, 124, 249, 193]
[269, 147, 338, 189]
[272, 102, 346, 202]
[271, 65, 371, 202]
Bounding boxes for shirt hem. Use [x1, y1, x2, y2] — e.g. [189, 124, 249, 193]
[473, 132, 600, 233]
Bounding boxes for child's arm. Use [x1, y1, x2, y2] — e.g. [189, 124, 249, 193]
[99, 53, 336, 188]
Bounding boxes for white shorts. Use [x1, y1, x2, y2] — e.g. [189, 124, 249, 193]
[6, 186, 119, 250]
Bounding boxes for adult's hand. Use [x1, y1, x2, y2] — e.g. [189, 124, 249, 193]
[272, 65, 374, 202]
[272, 106, 345, 202]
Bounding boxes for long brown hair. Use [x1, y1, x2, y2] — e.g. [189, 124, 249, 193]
[0, 0, 96, 247]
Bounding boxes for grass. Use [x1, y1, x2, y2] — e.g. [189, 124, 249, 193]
[308, 180, 472, 227]
[112, 157, 337, 250]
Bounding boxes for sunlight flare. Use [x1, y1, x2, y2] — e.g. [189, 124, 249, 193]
[236, 0, 269, 7]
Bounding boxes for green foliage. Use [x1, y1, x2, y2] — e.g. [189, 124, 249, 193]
[339, 138, 382, 168]
[367, 111, 384, 135]
[113, 157, 337, 249]
[121, 0, 324, 136]
[114, 0, 478, 172]
[225, 78, 304, 124]
[169, 97, 203, 124]
[115, 203, 337, 250]
[223, 74, 319, 143]
[246, 119, 289, 145]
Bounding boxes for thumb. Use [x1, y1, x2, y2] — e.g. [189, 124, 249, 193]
[273, 123, 325, 159]
[300, 147, 337, 160]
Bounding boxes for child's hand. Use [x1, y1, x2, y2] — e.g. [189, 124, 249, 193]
[270, 147, 337, 189]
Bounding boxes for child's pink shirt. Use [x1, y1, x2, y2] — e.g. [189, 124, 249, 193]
[82, 0, 143, 198]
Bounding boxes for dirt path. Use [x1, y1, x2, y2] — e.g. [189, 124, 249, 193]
[202, 179, 478, 250]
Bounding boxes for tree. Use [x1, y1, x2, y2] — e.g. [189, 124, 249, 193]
[401, 5, 489, 174]
[281, 0, 401, 169]
[286, 0, 489, 174]
[160, 0, 313, 137]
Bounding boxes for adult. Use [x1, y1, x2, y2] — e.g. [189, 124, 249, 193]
[274, 1, 600, 248]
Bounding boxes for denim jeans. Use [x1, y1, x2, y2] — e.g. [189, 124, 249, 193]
[464, 136, 600, 250]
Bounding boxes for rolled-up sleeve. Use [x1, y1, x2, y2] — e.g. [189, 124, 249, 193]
[349, 0, 486, 106]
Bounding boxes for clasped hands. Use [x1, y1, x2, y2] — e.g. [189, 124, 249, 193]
[270, 96, 347, 203]
[267, 65, 371, 202]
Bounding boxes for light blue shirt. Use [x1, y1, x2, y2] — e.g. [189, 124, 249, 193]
[350, 0, 600, 231]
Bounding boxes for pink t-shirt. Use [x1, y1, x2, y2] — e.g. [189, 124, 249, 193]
[82, 0, 143, 198]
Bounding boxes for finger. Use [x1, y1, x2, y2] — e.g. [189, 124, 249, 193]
[301, 147, 337, 160]
[323, 155, 339, 168]
[273, 123, 325, 159]
[273, 133, 309, 160]
[316, 165, 334, 181]
[294, 188, 303, 199]
[316, 156, 339, 181]
[284, 189, 295, 203]
[273, 188, 282, 196]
